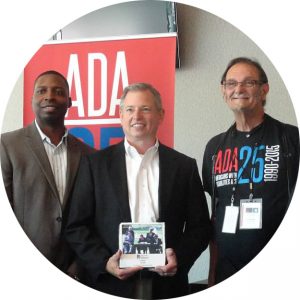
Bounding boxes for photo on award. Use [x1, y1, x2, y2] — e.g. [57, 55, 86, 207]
[119, 222, 165, 268]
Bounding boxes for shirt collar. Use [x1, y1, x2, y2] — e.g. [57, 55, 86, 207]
[124, 138, 159, 159]
[35, 119, 68, 145]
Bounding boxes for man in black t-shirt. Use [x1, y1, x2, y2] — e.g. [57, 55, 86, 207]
[202, 57, 299, 285]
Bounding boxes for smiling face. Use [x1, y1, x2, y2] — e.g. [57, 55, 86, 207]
[119, 89, 164, 146]
[32, 73, 71, 127]
[222, 63, 269, 115]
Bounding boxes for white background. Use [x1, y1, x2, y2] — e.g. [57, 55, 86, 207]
[0, 0, 299, 299]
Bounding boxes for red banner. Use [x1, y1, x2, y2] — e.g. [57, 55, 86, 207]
[23, 34, 176, 149]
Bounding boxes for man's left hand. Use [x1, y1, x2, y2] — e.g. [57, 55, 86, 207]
[150, 248, 177, 277]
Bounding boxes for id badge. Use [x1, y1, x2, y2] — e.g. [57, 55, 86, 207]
[239, 198, 262, 229]
[222, 206, 239, 234]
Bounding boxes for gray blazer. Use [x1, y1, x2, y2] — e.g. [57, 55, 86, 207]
[0, 122, 95, 272]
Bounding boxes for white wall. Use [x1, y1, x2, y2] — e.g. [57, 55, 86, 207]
[1, 0, 297, 285]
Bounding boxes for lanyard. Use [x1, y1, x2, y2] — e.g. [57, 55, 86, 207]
[230, 149, 255, 206]
[215, 121, 266, 206]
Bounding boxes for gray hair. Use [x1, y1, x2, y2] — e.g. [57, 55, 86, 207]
[120, 83, 163, 111]
[221, 57, 268, 84]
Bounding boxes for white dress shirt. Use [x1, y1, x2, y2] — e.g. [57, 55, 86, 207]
[35, 121, 68, 204]
[124, 139, 159, 223]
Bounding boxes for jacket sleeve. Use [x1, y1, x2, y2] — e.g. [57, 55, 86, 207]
[65, 155, 111, 282]
[285, 124, 300, 198]
[174, 158, 212, 272]
[0, 136, 13, 206]
[202, 143, 213, 196]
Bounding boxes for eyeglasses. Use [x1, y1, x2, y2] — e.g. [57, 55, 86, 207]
[222, 80, 265, 89]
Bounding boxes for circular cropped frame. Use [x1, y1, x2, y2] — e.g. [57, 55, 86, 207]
[0, 1, 299, 300]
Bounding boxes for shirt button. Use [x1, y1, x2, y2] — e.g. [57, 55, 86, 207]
[56, 217, 62, 222]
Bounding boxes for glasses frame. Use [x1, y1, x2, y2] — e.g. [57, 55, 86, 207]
[222, 79, 265, 89]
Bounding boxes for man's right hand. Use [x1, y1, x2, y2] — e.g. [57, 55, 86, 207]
[106, 249, 143, 280]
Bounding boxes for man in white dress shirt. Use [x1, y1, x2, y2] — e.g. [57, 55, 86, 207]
[66, 82, 211, 299]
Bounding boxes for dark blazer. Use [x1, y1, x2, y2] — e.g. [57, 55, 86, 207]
[0, 122, 95, 272]
[66, 141, 211, 299]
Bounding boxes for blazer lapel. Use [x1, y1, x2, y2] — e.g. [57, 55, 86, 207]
[25, 123, 60, 200]
[62, 134, 82, 209]
[108, 142, 132, 222]
[157, 143, 178, 221]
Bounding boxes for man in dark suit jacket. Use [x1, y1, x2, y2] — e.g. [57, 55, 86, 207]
[0, 70, 95, 276]
[66, 82, 211, 299]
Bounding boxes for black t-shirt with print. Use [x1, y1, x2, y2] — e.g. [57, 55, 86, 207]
[202, 114, 299, 283]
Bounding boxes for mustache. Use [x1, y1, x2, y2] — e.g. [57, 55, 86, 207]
[231, 93, 249, 99]
[40, 100, 58, 108]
